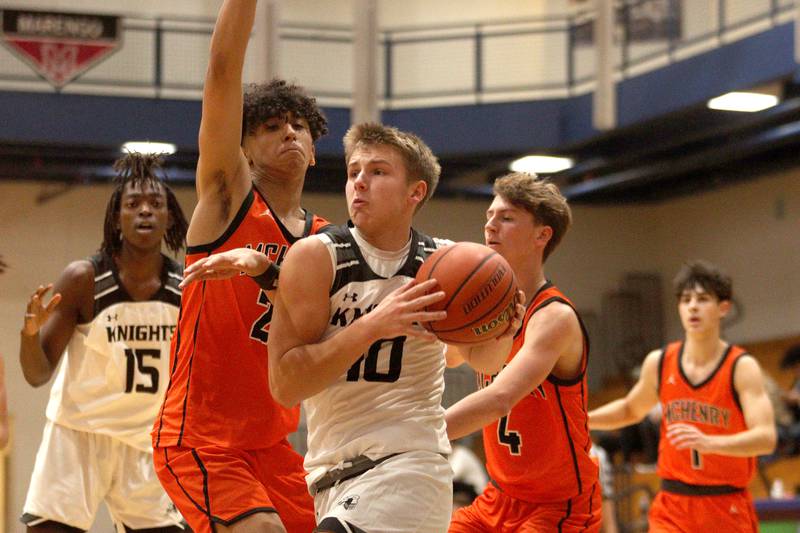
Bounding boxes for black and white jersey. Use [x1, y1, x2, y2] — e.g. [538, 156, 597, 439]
[46, 252, 182, 452]
[303, 225, 452, 475]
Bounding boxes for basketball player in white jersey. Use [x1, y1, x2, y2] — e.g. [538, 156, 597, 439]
[267, 122, 519, 533]
[18, 153, 188, 533]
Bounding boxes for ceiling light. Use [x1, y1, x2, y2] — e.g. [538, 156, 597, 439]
[121, 141, 177, 155]
[707, 92, 778, 112]
[509, 155, 573, 174]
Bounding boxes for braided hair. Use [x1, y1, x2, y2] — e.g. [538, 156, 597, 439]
[101, 152, 188, 257]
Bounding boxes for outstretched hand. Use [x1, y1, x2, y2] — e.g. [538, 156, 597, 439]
[23, 284, 62, 336]
[180, 248, 270, 288]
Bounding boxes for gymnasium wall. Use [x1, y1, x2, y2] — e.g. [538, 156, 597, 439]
[1, 166, 799, 530]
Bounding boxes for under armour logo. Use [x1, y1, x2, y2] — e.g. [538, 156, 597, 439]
[107, 313, 118, 321]
[667, 375, 676, 385]
[729, 504, 739, 514]
[343, 293, 359, 302]
[338, 495, 360, 510]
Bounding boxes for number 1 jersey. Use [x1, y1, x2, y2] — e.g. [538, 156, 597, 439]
[153, 187, 329, 450]
[46, 252, 182, 452]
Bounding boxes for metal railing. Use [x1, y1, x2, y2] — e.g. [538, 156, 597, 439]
[0, 0, 793, 107]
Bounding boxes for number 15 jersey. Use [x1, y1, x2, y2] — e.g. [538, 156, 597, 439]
[47, 252, 182, 452]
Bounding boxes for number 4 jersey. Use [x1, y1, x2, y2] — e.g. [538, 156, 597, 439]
[46, 252, 182, 453]
[481, 281, 599, 503]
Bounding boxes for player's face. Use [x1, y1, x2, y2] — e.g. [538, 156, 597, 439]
[346, 144, 425, 230]
[244, 112, 315, 177]
[677, 285, 729, 334]
[484, 195, 540, 264]
[118, 181, 170, 250]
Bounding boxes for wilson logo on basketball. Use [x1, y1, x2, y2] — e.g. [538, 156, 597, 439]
[0, 8, 121, 89]
[462, 264, 507, 315]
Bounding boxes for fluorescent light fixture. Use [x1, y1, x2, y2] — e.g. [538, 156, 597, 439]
[510, 155, 573, 174]
[121, 141, 177, 155]
[707, 92, 778, 112]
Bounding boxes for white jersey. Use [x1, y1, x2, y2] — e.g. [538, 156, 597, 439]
[304, 225, 452, 477]
[46, 252, 182, 452]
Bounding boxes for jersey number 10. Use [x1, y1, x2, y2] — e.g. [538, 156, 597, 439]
[346, 336, 406, 383]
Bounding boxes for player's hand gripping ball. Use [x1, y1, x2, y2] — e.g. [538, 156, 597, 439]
[415, 242, 518, 343]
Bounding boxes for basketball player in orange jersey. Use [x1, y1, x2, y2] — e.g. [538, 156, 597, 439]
[151, 0, 329, 531]
[446, 172, 602, 533]
[589, 260, 776, 532]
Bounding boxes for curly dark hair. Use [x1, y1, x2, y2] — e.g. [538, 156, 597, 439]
[101, 152, 188, 257]
[242, 79, 329, 142]
[673, 260, 732, 302]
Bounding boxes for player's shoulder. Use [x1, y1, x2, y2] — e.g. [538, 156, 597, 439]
[60, 257, 97, 289]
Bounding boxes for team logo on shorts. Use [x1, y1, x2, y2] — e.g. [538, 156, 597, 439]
[337, 494, 360, 510]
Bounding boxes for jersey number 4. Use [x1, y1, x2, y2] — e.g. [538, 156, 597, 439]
[124, 348, 160, 394]
[347, 336, 406, 383]
[497, 414, 522, 455]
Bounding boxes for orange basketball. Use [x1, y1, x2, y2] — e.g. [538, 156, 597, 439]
[416, 242, 517, 344]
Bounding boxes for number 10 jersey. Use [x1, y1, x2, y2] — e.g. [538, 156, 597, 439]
[46, 252, 182, 452]
[304, 225, 452, 476]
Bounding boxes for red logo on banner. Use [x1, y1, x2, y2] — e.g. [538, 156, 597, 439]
[1, 9, 121, 89]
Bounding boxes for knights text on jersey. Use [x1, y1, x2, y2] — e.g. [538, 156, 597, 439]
[303, 225, 452, 475]
[656, 341, 755, 488]
[481, 282, 599, 503]
[153, 188, 330, 450]
[46, 252, 182, 452]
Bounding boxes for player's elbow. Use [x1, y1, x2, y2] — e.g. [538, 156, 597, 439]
[762, 425, 778, 455]
[269, 372, 299, 409]
[22, 367, 52, 388]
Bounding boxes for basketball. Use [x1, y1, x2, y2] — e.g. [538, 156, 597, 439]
[415, 242, 518, 344]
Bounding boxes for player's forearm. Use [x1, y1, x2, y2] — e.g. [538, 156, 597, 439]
[589, 398, 644, 430]
[706, 425, 777, 457]
[19, 331, 55, 387]
[270, 318, 379, 407]
[445, 388, 513, 441]
[208, 0, 257, 79]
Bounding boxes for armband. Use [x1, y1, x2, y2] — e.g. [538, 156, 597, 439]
[249, 261, 280, 291]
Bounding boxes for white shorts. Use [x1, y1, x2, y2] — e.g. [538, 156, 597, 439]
[22, 420, 183, 531]
[314, 450, 453, 533]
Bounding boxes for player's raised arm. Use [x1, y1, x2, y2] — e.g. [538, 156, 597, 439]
[19, 264, 92, 387]
[589, 348, 662, 430]
[191, 0, 256, 244]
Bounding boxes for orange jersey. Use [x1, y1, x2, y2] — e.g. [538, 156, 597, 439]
[481, 282, 599, 503]
[153, 187, 329, 450]
[656, 341, 755, 488]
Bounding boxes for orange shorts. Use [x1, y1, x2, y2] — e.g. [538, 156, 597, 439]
[648, 490, 758, 533]
[153, 440, 315, 533]
[449, 482, 602, 533]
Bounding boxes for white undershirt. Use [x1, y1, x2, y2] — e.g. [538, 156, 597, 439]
[351, 226, 411, 278]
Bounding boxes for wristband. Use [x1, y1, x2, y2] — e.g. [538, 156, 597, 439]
[250, 261, 280, 291]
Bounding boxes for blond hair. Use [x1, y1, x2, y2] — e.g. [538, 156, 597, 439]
[343, 122, 441, 210]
